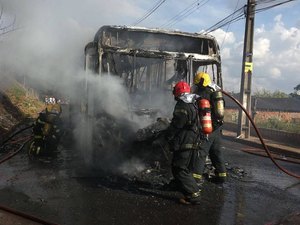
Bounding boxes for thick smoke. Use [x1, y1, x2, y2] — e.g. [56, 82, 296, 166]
[73, 73, 157, 175]
[0, 1, 174, 176]
[0, 1, 94, 98]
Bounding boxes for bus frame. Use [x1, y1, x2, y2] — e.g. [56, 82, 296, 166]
[84, 25, 222, 115]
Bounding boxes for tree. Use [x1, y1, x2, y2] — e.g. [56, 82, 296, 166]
[253, 89, 288, 98]
[289, 84, 300, 98]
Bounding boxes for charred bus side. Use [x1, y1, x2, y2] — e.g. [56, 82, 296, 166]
[84, 25, 222, 116]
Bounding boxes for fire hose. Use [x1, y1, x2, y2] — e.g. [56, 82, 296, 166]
[1, 124, 33, 146]
[222, 90, 300, 179]
[0, 136, 32, 164]
[0, 125, 61, 224]
[0, 204, 60, 225]
[0, 124, 34, 164]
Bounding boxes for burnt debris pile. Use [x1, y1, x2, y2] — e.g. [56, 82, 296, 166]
[70, 111, 174, 189]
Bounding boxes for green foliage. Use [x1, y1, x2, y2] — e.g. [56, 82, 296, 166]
[289, 84, 300, 98]
[253, 89, 288, 98]
[6, 83, 45, 118]
[294, 84, 300, 91]
[256, 116, 300, 134]
[224, 111, 300, 134]
[10, 85, 26, 101]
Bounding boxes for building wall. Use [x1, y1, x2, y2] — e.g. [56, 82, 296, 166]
[254, 111, 300, 122]
[224, 109, 300, 123]
[223, 109, 300, 145]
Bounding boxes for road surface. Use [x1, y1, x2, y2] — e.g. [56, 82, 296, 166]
[0, 127, 299, 225]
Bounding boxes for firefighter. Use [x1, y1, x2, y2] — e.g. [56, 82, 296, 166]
[29, 102, 63, 157]
[193, 72, 227, 184]
[163, 81, 202, 204]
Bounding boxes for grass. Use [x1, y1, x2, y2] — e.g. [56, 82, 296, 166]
[224, 110, 300, 134]
[254, 117, 300, 134]
[6, 83, 45, 118]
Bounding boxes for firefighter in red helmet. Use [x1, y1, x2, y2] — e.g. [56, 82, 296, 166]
[193, 72, 227, 184]
[163, 81, 202, 204]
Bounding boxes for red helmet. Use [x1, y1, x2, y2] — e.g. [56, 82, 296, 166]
[173, 81, 191, 97]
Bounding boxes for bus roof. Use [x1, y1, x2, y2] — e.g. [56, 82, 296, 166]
[94, 25, 217, 42]
[92, 25, 221, 62]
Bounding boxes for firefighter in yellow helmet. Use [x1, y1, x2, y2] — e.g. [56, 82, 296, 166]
[193, 72, 212, 88]
[29, 101, 63, 157]
[193, 71, 227, 184]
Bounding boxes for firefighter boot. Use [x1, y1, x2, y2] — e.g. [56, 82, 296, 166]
[210, 172, 227, 184]
[179, 191, 201, 205]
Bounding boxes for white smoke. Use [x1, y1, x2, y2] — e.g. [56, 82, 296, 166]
[85, 74, 133, 120]
[118, 157, 146, 176]
[0, 1, 174, 176]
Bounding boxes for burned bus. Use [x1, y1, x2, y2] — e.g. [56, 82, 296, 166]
[84, 25, 222, 117]
[79, 25, 223, 166]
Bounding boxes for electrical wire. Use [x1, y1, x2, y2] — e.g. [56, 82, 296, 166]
[255, 0, 297, 14]
[203, 0, 297, 34]
[161, 0, 210, 29]
[132, 0, 296, 32]
[220, 0, 241, 49]
[256, 0, 295, 5]
[160, 0, 200, 28]
[132, 0, 167, 26]
[203, 6, 245, 34]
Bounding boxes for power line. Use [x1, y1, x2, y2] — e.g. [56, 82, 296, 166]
[161, 0, 210, 29]
[256, 0, 291, 5]
[203, 0, 297, 34]
[256, 0, 278, 3]
[220, 0, 242, 49]
[132, 0, 166, 26]
[255, 0, 297, 14]
[203, 6, 245, 34]
[160, 0, 200, 28]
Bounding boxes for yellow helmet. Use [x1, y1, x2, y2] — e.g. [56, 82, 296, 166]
[194, 72, 211, 87]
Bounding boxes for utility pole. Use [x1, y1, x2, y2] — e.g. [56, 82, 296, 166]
[237, 0, 256, 139]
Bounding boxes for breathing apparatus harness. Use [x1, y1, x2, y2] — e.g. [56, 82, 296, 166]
[195, 83, 225, 139]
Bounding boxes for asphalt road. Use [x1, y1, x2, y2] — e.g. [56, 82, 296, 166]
[0, 128, 299, 225]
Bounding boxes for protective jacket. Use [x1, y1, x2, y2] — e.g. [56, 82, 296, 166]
[33, 112, 62, 138]
[165, 93, 200, 151]
[29, 110, 62, 156]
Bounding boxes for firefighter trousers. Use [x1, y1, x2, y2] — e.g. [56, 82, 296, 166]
[197, 126, 226, 176]
[171, 148, 201, 196]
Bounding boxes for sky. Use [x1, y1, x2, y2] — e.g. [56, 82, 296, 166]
[0, 0, 300, 94]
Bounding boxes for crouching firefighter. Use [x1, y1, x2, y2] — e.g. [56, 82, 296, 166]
[193, 72, 227, 184]
[163, 81, 203, 205]
[29, 103, 63, 157]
